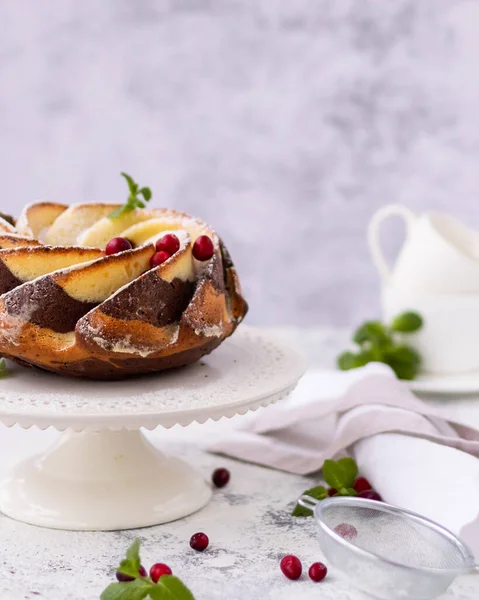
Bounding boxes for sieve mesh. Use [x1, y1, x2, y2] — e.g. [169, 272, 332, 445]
[298, 496, 478, 599]
[321, 503, 469, 571]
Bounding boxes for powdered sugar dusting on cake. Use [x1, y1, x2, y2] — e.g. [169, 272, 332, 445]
[154, 209, 215, 238]
[0, 303, 37, 346]
[92, 335, 156, 358]
[78, 319, 154, 357]
[37, 227, 50, 243]
[79, 318, 180, 358]
[194, 324, 224, 338]
[0, 201, 246, 378]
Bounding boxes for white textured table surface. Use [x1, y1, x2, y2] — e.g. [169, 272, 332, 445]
[1, 328, 478, 600]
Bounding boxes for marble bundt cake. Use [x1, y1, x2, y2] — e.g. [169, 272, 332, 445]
[0, 177, 247, 379]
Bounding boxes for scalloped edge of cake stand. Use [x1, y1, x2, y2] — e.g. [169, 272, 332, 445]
[0, 327, 307, 530]
[0, 385, 298, 531]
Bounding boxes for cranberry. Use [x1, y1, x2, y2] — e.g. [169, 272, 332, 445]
[106, 237, 133, 255]
[358, 489, 382, 501]
[280, 555, 302, 580]
[190, 532, 209, 552]
[308, 562, 328, 582]
[192, 235, 214, 261]
[353, 477, 372, 494]
[116, 565, 147, 582]
[150, 250, 171, 268]
[116, 572, 134, 582]
[150, 563, 172, 583]
[334, 523, 358, 540]
[328, 488, 338, 497]
[156, 234, 180, 255]
[212, 468, 230, 488]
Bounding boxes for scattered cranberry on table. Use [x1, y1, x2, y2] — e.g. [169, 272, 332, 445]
[334, 522, 358, 540]
[192, 235, 214, 261]
[190, 532, 209, 552]
[308, 562, 328, 582]
[150, 250, 171, 268]
[212, 467, 230, 488]
[156, 233, 180, 255]
[150, 563, 172, 583]
[353, 477, 372, 494]
[106, 237, 133, 255]
[358, 489, 382, 501]
[280, 555, 302, 580]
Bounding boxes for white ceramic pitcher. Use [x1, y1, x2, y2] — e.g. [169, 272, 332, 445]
[368, 205, 479, 292]
[381, 284, 479, 374]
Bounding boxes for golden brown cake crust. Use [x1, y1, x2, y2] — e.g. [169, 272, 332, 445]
[0, 203, 247, 379]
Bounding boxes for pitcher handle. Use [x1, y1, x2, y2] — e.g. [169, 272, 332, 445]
[368, 204, 417, 281]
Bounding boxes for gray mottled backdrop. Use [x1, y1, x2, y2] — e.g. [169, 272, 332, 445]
[1, 0, 478, 325]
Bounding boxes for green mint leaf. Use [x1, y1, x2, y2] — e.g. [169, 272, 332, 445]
[102, 539, 195, 600]
[126, 538, 141, 565]
[149, 576, 195, 600]
[390, 311, 423, 333]
[322, 460, 343, 489]
[100, 580, 151, 600]
[335, 458, 358, 487]
[353, 321, 391, 346]
[132, 198, 146, 209]
[385, 345, 421, 366]
[337, 351, 360, 371]
[336, 487, 357, 497]
[291, 505, 312, 517]
[385, 345, 421, 379]
[116, 539, 142, 579]
[121, 172, 139, 194]
[337, 349, 379, 371]
[117, 561, 140, 580]
[291, 485, 327, 517]
[110, 174, 153, 220]
[108, 203, 134, 219]
[339, 314, 423, 379]
[322, 458, 358, 489]
[139, 187, 152, 201]
[387, 360, 419, 381]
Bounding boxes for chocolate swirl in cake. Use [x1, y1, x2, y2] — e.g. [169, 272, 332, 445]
[0, 201, 247, 379]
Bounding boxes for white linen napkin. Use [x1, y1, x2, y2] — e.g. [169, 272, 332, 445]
[207, 363, 479, 556]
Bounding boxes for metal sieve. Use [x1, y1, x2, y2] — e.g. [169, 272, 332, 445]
[298, 495, 478, 600]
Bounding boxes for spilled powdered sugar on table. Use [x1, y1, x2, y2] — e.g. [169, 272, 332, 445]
[0, 329, 477, 598]
[0, 418, 477, 598]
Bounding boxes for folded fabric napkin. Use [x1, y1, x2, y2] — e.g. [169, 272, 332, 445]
[207, 363, 479, 556]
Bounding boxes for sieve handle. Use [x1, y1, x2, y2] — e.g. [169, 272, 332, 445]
[298, 495, 319, 511]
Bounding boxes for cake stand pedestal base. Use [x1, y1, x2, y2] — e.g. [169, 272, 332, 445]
[0, 327, 307, 531]
[0, 429, 212, 531]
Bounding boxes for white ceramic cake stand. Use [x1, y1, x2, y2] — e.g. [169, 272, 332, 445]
[0, 326, 306, 531]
